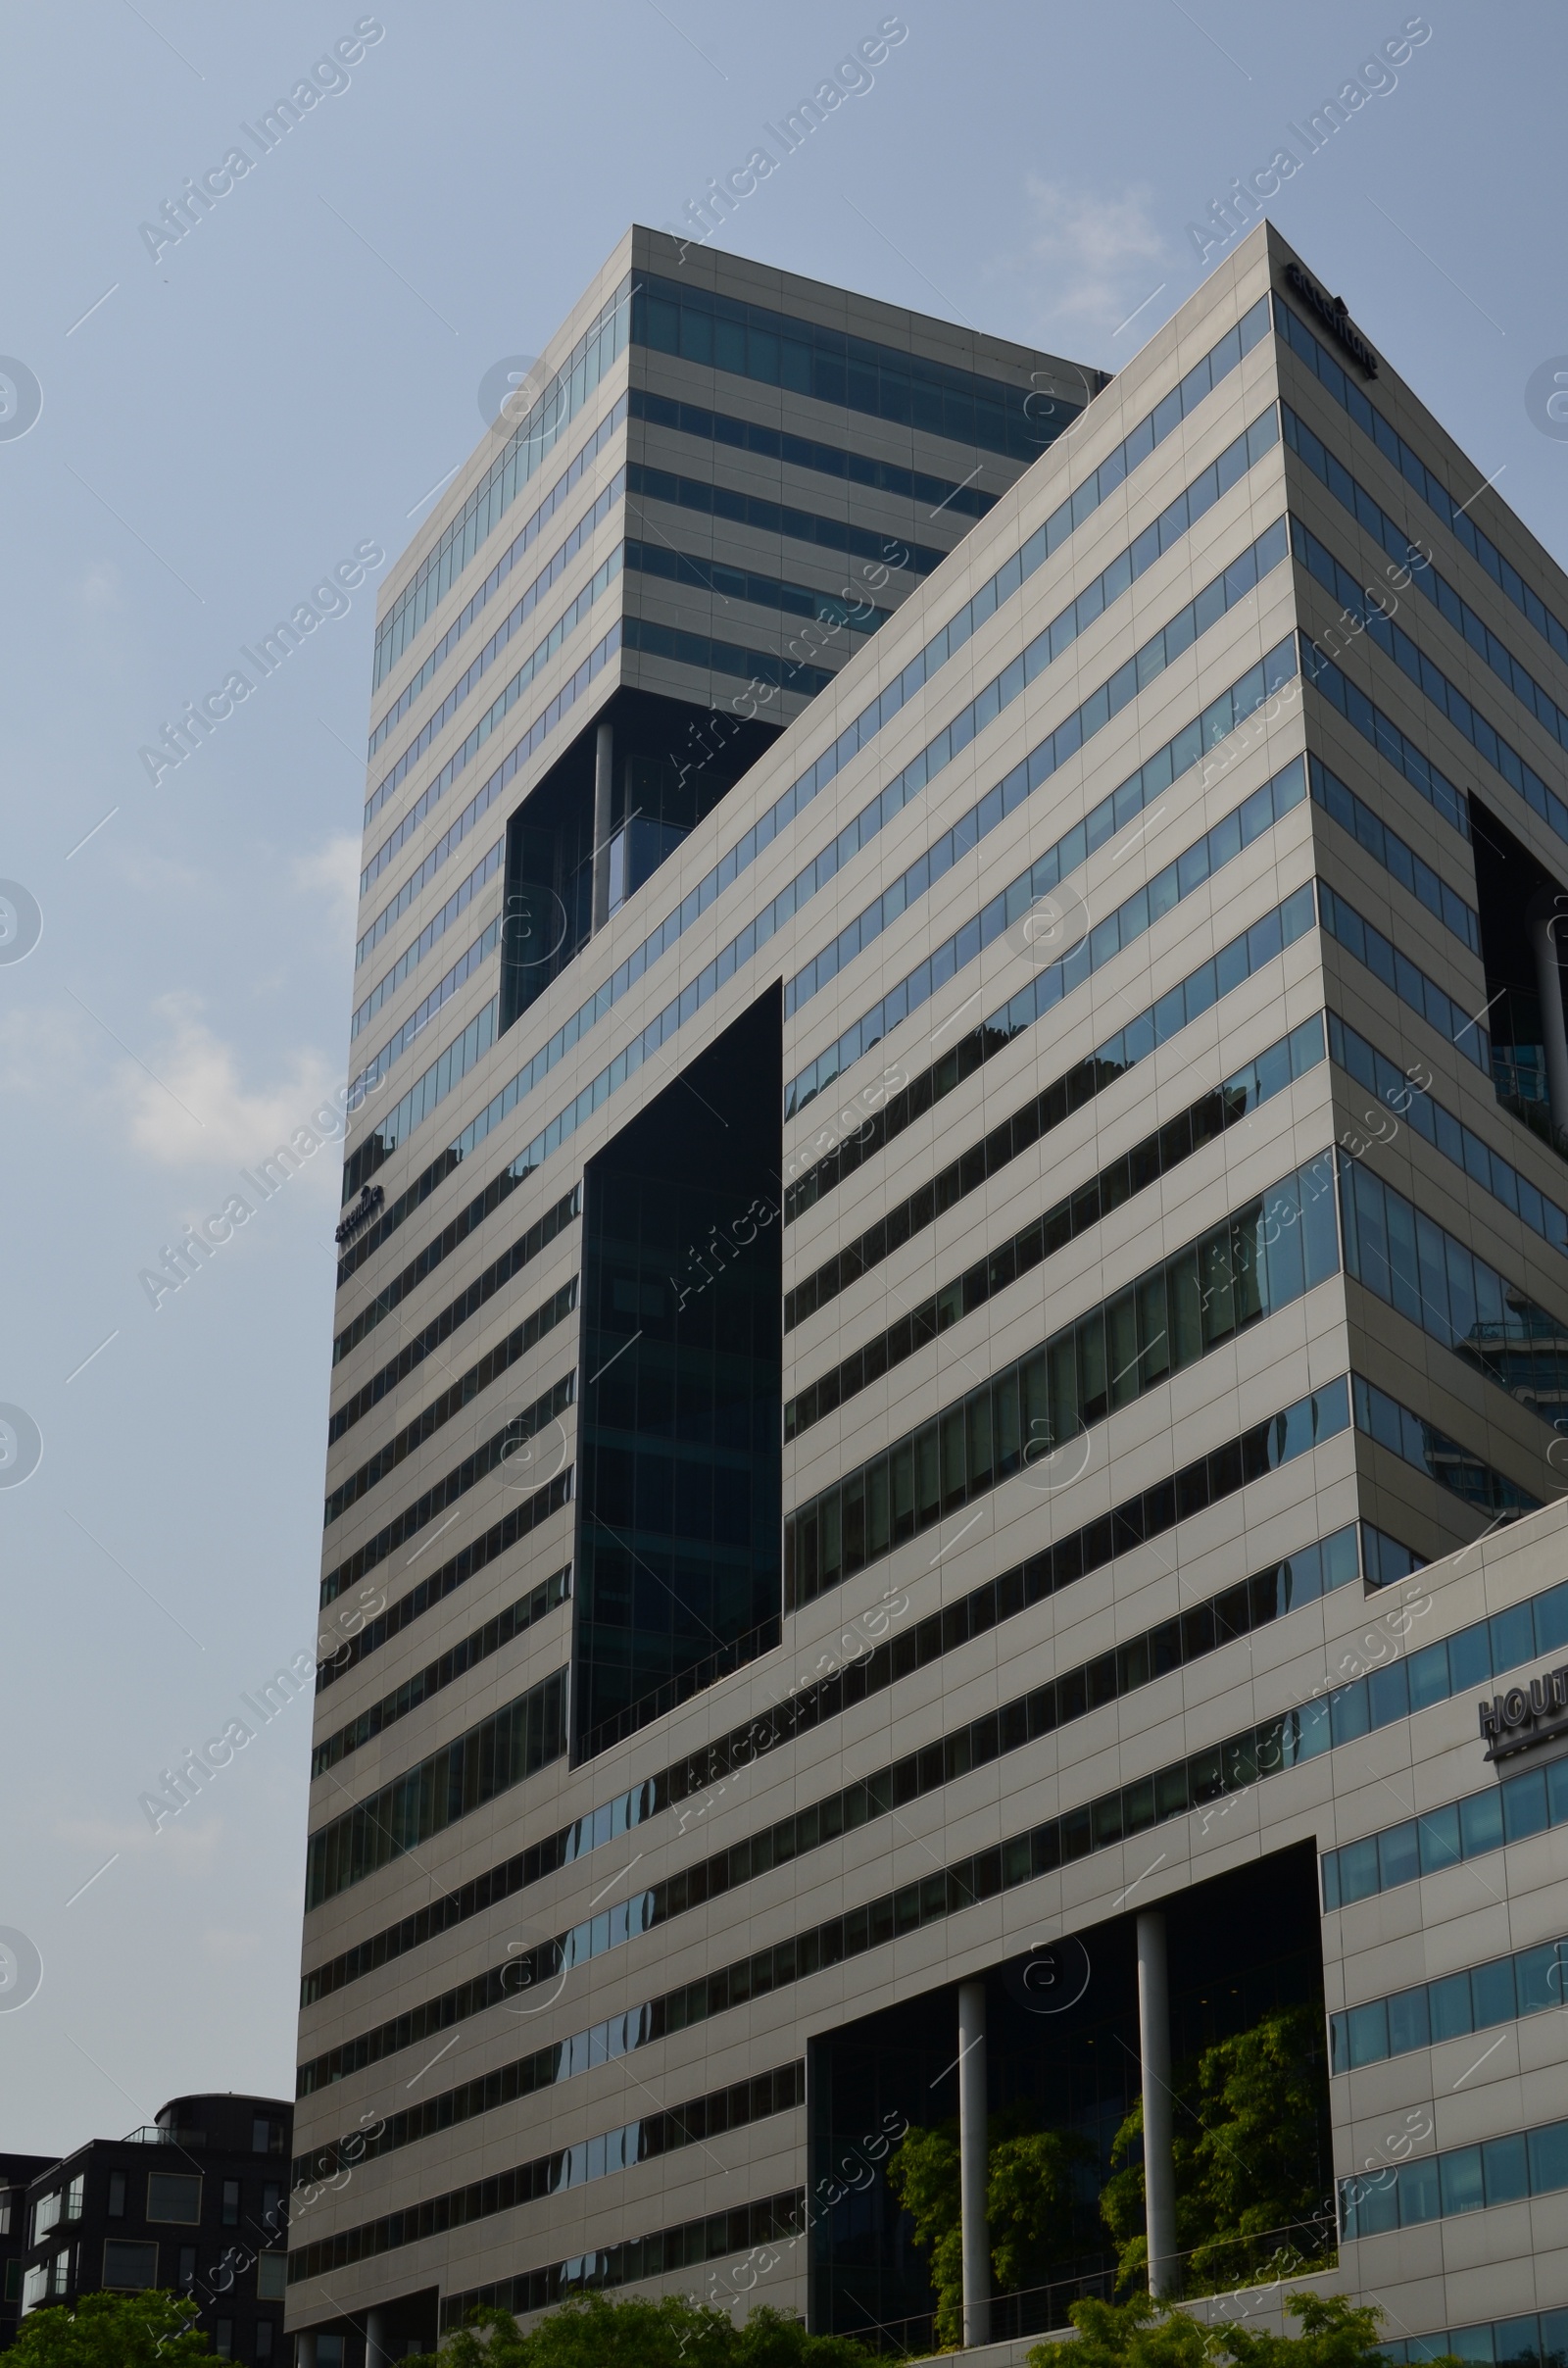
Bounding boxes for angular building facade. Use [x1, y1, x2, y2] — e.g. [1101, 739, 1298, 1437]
[288, 220, 1568, 2366]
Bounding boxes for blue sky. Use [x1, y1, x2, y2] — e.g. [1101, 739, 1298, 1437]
[1, 0, 1562, 2154]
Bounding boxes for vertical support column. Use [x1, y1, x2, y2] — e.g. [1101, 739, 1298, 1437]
[366, 2310, 388, 2368]
[1136, 1909, 1178, 2299]
[295, 2336, 318, 2368]
[590, 718, 615, 932]
[1529, 890, 1568, 1134]
[956, 1978, 990, 2349]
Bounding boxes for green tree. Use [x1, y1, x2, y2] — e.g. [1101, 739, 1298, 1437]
[1038, 2290, 1465, 2368]
[885, 2106, 1089, 2347]
[1101, 2006, 1333, 2294]
[404, 2294, 876, 2368]
[4, 2291, 216, 2368]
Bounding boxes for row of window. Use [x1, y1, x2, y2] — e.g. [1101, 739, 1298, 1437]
[362, 547, 622, 897]
[368, 476, 626, 829]
[369, 399, 628, 752]
[786, 586, 1293, 1118]
[293, 2062, 803, 2262]
[318, 1376, 571, 1607]
[340, 306, 1276, 1256]
[1341, 1152, 1568, 1421]
[1332, 1931, 1568, 2072]
[1341, 2111, 1568, 2237]
[304, 1662, 566, 1910]
[374, 277, 629, 682]
[784, 1154, 1339, 1604]
[784, 1011, 1321, 1436]
[1275, 285, 1568, 670]
[357, 297, 1269, 1192]
[24, 2239, 285, 2308]
[623, 537, 893, 631]
[628, 384, 995, 517]
[1302, 636, 1467, 836]
[1328, 1012, 1568, 1256]
[350, 835, 503, 1046]
[1309, 751, 1475, 949]
[323, 1286, 576, 1526]
[1323, 1725, 1568, 1912]
[632, 273, 1081, 463]
[355, 617, 618, 971]
[333, 1159, 574, 1365]
[1380, 2306, 1568, 2366]
[781, 412, 1280, 1027]
[626, 460, 946, 575]
[311, 1566, 570, 1778]
[1354, 1368, 1540, 1516]
[1317, 874, 1490, 1074]
[310, 1528, 1363, 2189]
[1285, 403, 1568, 765]
[1295, 510, 1568, 857]
[300, 1374, 1372, 2025]
[331, 1187, 577, 1422]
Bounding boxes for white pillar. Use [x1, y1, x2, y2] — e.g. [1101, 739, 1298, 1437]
[956, 1978, 989, 2349]
[366, 2310, 388, 2368]
[1136, 1909, 1178, 2298]
[1529, 891, 1568, 1133]
[295, 2337, 317, 2368]
[590, 719, 615, 931]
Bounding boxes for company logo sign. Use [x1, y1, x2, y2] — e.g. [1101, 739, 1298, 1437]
[1284, 262, 1379, 379]
[1479, 1666, 1568, 1764]
[334, 1181, 384, 1248]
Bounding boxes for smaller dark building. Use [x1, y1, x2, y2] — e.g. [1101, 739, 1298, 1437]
[9, 2094, 291, 2360]
[1, 2156, 55, 2351]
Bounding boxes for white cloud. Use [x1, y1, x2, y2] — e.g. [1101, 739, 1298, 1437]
[75, 562, 122, 613]
[115, 993, 340, 1175]
[290, 831, 363, 939]
[991, 179, 1175, 354]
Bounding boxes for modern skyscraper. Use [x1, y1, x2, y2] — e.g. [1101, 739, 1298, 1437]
[288, 219, 1568, 2364]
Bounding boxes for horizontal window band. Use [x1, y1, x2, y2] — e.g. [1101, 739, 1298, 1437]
[307, 1385, 1524, 2120]
[340, 314, 1273, 1265]
[302, 1522, 1363, 2146]
[1332, 1932, 1568, 2074]
[375, 278, 629, 683]
[299, 1369, 1351, 2015]
[311, 1568, 570, 1779]
[318, 1414, 571, 1609]
[369, 399, 628, 752]
[432, 2187, 807, 2330]
[1327, 1011, 1567, 1257]
[1352, 1370, 1540, 1519]
[330, 1186, 578, 1406]
[627, 384, 997, 516]
[786, 521, 1292, 1114]
[627, 462, 947, 572]
[323, 1286, 577, 1528]
[1285, 402, 1568, 763]
[368, 473, 626, 830]
[1275, 288, 1568, 671]
[304, 1662, 567, 1911]
[786, 1148, 1338, 1610]
[290, 2057, 802, 2232]
[787, 1014, 1324, 1439]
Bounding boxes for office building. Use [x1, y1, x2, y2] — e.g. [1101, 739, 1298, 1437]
[10, 2095, 291, 2357]
[288, 218, 1568, 2363]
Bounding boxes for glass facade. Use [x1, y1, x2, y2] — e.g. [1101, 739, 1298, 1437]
[632, 274, 1086, 461]
[574, 989, 783, 1757]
